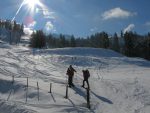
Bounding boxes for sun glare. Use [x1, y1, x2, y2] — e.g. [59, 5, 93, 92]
[12, 0, 47, 21]
[24, 0, 41, 12]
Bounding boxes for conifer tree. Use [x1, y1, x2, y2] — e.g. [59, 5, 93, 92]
[112, 33, 120, 52]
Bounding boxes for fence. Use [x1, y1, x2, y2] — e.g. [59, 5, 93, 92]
[5, 76, 91, 109]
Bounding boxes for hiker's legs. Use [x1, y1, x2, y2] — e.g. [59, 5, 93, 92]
[86, 79, 90, 89]
[82, 79, 85, 87]
[71, 76, 74, 86]
[68, 76, 72, 87]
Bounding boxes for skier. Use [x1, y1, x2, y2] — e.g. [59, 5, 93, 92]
[82, 69, 90, 89]
[66, 65, 76, 87]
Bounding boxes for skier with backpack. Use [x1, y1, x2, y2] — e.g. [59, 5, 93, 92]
[82, 69, 90, 89]
[66, 65, 76, 87]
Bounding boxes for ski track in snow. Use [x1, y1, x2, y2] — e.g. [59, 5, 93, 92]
[0, 44, 150, 113]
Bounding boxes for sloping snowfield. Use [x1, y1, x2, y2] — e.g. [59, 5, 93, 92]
[0, 43, 150, 113]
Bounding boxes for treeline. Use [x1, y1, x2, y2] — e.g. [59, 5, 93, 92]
[30, 30, 150, 60]
[0, 19, 24, 44]
[30, 30, 76, 48]
[123, 32, 150, 60]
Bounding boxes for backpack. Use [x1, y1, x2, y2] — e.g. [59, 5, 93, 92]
[86, 70, 90, 78]
[85, 70, 90, 78]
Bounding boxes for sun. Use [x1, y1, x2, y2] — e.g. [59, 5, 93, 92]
[24, 0, 42, 12]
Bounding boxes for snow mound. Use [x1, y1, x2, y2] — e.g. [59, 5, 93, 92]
[45, 47, 123, 57]
[34, 47, 123, 67]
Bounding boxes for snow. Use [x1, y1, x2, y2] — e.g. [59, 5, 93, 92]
[43, 47, 123, 57]
[0, 42, 150, 113]
[24, 28, 33, 36]
[0, 28, 21, 44]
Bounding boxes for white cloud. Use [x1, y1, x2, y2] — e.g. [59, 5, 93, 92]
[28, 21, 37, 28]
[42, 9, 55, 19]
[90, 27, 97, 32]
[123, 24, 135, 33]
[145, 22, 150, 26]
[35, 8, 55, 19]
[102, 7, 137, 20]
[45, 21, 56, 32]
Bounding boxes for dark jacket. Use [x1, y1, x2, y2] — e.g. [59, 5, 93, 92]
[82, 70, 90, 80]
[67, 66, 76, 76]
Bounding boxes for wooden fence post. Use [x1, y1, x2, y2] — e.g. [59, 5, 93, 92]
[26, 77, 28, 102]
[26, 87, 28, 102]
[49, 83, 52, 93]
[37, 82, 39, 101]
[27, 77, 28, 87]
[64, 84, 68, 99]
[12, 75, 14, 84]
[87, 88, 90, 109]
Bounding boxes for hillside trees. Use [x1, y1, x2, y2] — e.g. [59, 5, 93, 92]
[143, 34, 150, 60]
[112, 33, 120, 52]
[30, 30, 46, 48]
[29, 29, 150, 60]
[88, 32, 109, 48]
[124, 32, 136, 56]
[45, 32, 109, 48]
[0, 19, 24, 44]
[70, 35, 76, 47]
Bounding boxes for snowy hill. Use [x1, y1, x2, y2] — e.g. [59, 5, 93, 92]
[0, 28, 10, 41]
[0, 43, 150, 113]
[0, 28, 21, 44]
[44, 47, 123, 57]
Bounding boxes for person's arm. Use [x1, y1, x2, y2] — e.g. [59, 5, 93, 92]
[73, 68, 76, 72]
[71, 67, 76, 72]
[66, 68, 69, 75]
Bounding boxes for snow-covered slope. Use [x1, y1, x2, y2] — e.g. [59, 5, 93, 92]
[0, 43, 150, 113]
[43, 47, 123, 57]
[0, 28, 21, 44]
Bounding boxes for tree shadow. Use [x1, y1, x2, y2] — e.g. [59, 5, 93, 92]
[0, 79, 23, 94]
[91, 91, 113, 104]
[123, 58, 150, 68]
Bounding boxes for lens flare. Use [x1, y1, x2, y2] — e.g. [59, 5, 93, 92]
[12, 0, 56, 31]
[12, 1, 25, 21]
[12, 0, 45, 21]
[24, 0, 41, 12]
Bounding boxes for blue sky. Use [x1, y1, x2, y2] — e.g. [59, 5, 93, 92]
[0, 0, 150, 37]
